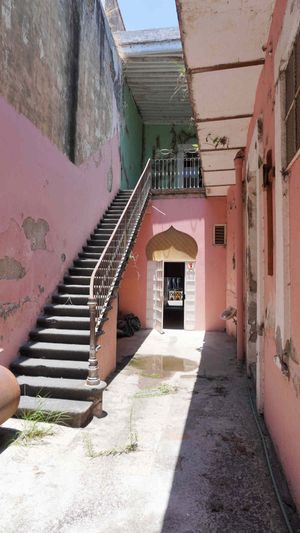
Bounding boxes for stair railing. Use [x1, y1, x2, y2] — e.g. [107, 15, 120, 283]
[87, 160, 152, 386]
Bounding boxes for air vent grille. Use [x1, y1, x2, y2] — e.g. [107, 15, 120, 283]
[213, 224, 226, 245]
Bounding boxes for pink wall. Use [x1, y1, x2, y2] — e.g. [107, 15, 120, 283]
[119, 195, 227, 331]
[98, 297, 118, 381]
[226, 185, 237, 337]
[243, 0, 300, 511]
[0, 97, 120, 367]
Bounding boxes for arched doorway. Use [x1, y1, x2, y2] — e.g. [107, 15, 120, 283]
[145, 226, 198, 331]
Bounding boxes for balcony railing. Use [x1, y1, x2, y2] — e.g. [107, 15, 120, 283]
[151, 157, 202, 191]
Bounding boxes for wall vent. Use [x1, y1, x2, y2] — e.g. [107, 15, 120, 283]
[213, 224, 226, 245]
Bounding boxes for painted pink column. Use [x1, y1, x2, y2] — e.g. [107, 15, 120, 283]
[235, 150, 245, 360]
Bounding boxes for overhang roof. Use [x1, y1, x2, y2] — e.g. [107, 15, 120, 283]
[114, 27, 192, 124]
[176, 0, 275, 196]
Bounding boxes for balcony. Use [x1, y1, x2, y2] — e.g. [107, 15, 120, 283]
[151, 156, 204, 194]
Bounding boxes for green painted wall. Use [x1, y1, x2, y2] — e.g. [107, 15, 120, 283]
[120, 85, 198, 189]
[143, 123, 197, 164]
[120, 83, 143, 189]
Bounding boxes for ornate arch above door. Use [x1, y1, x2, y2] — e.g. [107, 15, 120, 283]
[146, 226, 198, 262]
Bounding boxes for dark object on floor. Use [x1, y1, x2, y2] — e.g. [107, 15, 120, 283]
[117, 314, 141, 337]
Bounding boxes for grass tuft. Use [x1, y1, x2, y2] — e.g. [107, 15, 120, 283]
[134, 383, 178, 399]
[85, 406, 138, 458]
[14, 396, 68, 446]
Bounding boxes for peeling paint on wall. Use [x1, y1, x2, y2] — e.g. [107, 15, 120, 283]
[0, 256, 26, 279]
[247, 196, 254, 229]
[107, 166, 113, 192]
[22, 217, 49, 250]
[0, 296, 30, 320]
[246, 246, 257, 293]
[248, 300, 257, 343]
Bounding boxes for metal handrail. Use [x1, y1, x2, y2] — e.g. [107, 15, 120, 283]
[87, 159, 152, 386]
[152, 157, 202, 190]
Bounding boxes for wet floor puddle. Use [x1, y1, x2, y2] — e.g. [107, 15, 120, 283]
[128, 355, 198, 378]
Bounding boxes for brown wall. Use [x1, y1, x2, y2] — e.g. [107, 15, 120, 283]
[0, 0, 121, 164]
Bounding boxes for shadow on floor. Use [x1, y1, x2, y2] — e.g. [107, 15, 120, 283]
[0, 426, 20, 454]
[160, 331, 297, 533]
[107, 329, 153, 386]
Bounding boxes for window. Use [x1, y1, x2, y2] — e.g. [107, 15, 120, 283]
[285, 29, 300, 165]
[213, 225, 226, 245]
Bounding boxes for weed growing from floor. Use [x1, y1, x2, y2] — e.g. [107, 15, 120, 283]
[84, 384, 178, 458]
[14, 397, 68, 446]
[134, 383, 178, 399]
[84, 406, 138, 458]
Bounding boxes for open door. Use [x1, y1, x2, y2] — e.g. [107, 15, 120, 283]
[153, 260, 164, 333]
[184, 261, 196, 330]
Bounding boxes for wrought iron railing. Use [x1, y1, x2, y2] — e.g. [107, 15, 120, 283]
[152, 157, 202, 190]
[87, 160, 152, 385]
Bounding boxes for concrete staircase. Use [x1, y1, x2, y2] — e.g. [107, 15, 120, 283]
[11, 190, 133, 427]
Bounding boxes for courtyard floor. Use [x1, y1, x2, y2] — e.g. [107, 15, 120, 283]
[0, 330, 293, 532]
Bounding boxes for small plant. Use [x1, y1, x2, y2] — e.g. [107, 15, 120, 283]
[14, 396, 68, 446]
[84, 406, 138, 458]
[134, 383, 178, 399]
[171, 65, 189, 100]
[205, 133, 229, 149]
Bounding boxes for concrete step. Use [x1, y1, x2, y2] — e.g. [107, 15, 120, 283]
[64, 275, 90, 285]
[78, 252, 101, 260]
[110, 201, 128, 207]
[87, 237, 108, 245]
[20, 341, 90, 361]
[92, 227, 113, 234]
[11, 357, 88, 379]
[52, 294, 89, 305]
[100, 222, 117, 228]
[44, 304, 90, 317]
[58, 284, 89, 295]
[18, 375, 106, 402]
[82, 245, 105, 253]
[29, 328, 91, 344]
[105, 208, 124, 214]
[100, 215, 120, 222]
[78, 254, 103, 261]
[74, 259, 119, 269]
[90, 234, 112, 241]
[37, 315, 90, 330]
[69, 267, 94, 276]
[16, 395, 94, 428]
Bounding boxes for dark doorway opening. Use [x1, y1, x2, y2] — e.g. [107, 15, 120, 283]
[163, 262, 185, 329]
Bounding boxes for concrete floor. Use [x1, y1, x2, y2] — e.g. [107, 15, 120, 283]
[0, 330, 290, 532]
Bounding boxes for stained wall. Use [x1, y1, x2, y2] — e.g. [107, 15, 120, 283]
[226, 185, 237, 337]
[243, 0, 300, 511]
[0, 0, 122, 366]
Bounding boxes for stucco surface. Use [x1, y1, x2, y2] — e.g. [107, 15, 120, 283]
[0, 97, 120, 367]
[0, 330, 287, 532]
[119, 196, 227, 331]
[0, 0, 121, 164]
[242, 0, 300, 512]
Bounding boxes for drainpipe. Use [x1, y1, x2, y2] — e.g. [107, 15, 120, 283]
[235, 150, 245, 361]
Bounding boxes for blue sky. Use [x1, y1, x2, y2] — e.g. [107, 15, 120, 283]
[118, 0, 178, 30]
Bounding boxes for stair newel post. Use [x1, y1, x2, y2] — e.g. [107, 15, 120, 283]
[87, 297, 100, 386]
